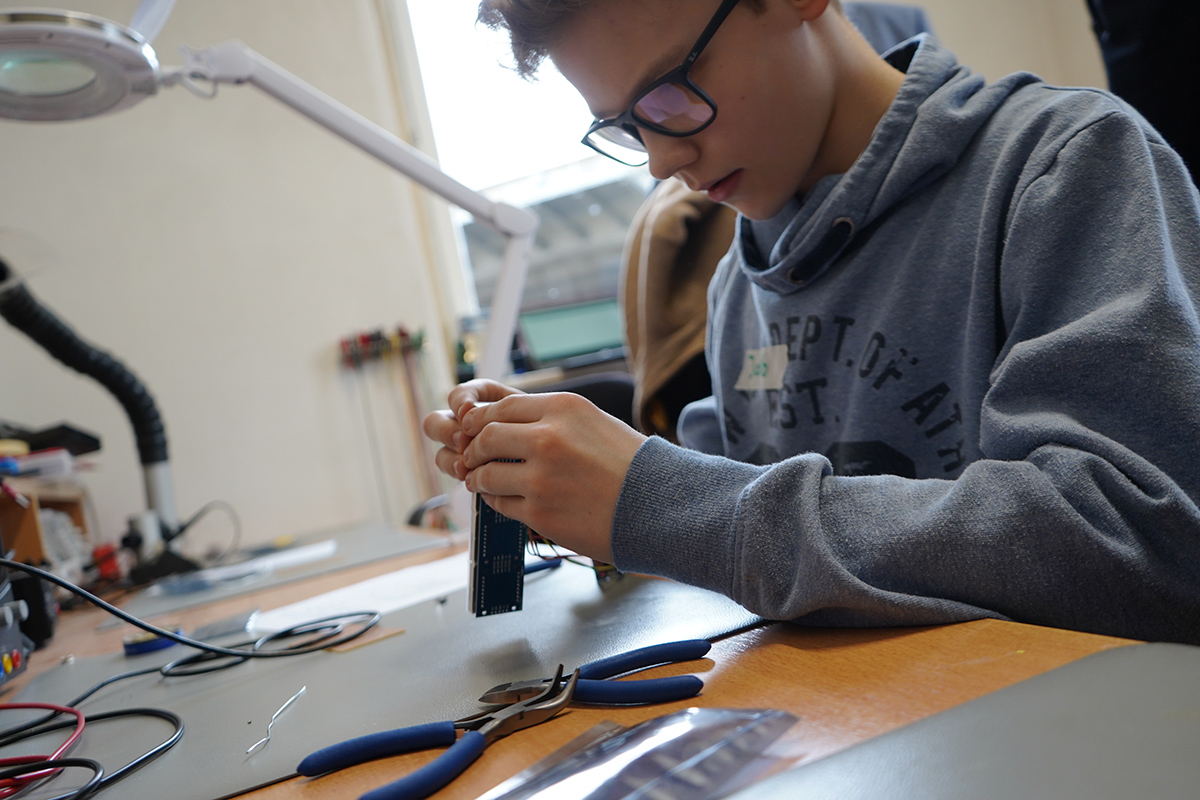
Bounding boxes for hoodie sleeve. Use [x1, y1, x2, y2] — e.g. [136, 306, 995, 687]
[612, 109, 1200, 644]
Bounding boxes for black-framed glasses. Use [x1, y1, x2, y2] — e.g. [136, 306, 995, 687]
[582, 0, 741, 166]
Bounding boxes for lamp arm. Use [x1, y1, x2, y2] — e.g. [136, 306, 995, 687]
[169, 41, 538, 379]
[480, 228, 536, 380]
[129, 0, 177, 43]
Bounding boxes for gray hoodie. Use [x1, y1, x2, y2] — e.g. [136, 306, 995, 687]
[611, 36, 1200, 644]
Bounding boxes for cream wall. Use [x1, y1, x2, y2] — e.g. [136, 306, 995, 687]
[917, 0, 1106, 88]
[0, 0, 460, 555]
[0, 0, 1110, 556]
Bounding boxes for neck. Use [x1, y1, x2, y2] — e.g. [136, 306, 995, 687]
[801, 14, 907, 192]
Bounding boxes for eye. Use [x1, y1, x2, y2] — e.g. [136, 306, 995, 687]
[634, 81, 713, 131]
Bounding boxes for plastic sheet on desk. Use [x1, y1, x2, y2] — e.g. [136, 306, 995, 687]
[144, 540, 339, 596]
[492, 707, 797, 800]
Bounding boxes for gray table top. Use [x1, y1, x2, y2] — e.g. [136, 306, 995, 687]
[15, 563, 761, 800]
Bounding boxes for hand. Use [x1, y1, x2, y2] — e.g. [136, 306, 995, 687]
[459, 392, 647, 563]
[422, 379, 524, 481]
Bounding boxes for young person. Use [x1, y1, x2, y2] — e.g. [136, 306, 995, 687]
[623, 3, 932, 444]
[424, 0, 1200, 644]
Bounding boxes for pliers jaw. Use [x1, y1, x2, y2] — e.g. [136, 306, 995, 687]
[479, 639, 713, 706]
[459, 664, 579, 743]
[479, 679, 549, 705]
[296, 665, 581, 799]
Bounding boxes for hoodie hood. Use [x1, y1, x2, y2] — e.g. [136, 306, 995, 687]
[739, 35, 1040, 294]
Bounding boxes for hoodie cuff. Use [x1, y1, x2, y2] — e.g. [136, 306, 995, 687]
[611, 436, 765, 595]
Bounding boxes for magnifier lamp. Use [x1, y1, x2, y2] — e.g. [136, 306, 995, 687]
[0, 3, 537, 576]
[0, 5, 537, 379]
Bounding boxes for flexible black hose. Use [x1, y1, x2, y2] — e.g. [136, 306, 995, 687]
[0, 257, 168, 465]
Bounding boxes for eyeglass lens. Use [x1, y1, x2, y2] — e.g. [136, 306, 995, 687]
[588, 79, 713, 161]
[590, 125, 647, 164]
[635, 81, 712, 131]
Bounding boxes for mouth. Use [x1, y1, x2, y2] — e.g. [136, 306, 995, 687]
[701, 169, 743, 203]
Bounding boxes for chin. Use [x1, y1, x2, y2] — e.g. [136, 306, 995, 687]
[731, 197, 793, 222]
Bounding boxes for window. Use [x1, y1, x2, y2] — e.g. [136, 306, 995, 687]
[406, 0, 653, 322]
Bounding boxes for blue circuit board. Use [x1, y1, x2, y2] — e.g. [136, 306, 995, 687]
[468, 493, 526, 616]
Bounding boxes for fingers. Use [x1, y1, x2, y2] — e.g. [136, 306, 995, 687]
[424, 381, 526, 482]
[461, 421, 534, 471]
[460, 392, 559, 437]
[434, 445, 467, 481]
[447, 379, 524, 420]
[423, 409, 468, 480]
[477, 493, 528, 527]
[464, 459, 527, 497]
[460, 393, 605, 469]
[422, 409, 461, 450]
[459, 394, 576, 469]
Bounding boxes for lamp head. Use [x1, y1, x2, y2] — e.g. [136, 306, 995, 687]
[0, 8, 159, 121]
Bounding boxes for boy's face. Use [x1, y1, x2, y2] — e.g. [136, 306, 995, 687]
[551, 0, 840, 220]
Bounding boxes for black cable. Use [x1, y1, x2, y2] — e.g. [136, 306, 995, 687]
[0, 666, 162, 746]
[0, 559, 380, 659]
[525, 534, 600, 573]
[62, 667, 162, 709]
[0, 614, 368, 746]
[0, 758, 104, 800]
[157, 618, 352, 677]
[0, 557, 381, 798]
[0, 561, 376, 800]
[1, 709, 182, 800]
[171, 499, 242, 555]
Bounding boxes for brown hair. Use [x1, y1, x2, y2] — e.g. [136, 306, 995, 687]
[478, 0, 786, 79]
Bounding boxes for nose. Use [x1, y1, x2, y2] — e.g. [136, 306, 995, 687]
[641, 129, 700, 182]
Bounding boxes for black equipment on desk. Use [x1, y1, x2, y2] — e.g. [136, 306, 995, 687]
[10, 567, 57, 647]
[0, 565, 35, 687]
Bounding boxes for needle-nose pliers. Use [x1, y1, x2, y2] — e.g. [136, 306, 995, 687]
[479, 638, 712, 706]
[298, 665, 579, 800]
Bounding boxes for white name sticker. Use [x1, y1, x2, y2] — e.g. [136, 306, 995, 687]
[734, 344, 789, 391]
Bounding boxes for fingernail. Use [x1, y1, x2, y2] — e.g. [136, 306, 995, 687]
[462, 411, 477, 435]
[453, 432, 466, 450]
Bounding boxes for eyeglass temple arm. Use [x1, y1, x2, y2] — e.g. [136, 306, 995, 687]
[683, 0, 740, 69]
[164, 41, 538, 380]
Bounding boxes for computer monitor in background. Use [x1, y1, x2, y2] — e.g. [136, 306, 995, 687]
[518, 298, 625, 371]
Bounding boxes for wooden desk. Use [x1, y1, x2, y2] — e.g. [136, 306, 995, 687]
[6, 544, 463, 679]
[240, 619, 1130, 800]
[7, 551, 1132, 800]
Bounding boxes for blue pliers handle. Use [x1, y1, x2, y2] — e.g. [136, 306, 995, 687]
[479, 638, 712, 705]
[298, 666, 578, 800]
[297, 722, 483, 800]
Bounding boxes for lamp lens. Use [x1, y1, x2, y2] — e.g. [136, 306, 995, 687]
[0, 53, 97, 97]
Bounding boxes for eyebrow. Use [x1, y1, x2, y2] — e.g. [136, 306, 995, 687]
[594, 46, 689, 121]
[633, 49, 686, 101]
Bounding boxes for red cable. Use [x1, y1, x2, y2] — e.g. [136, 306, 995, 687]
[0, 702, 86, 796]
